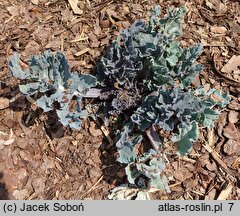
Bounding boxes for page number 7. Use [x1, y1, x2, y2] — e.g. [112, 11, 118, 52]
[228, 203, 234, 211]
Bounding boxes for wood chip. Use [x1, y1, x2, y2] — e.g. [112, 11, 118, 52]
[221, 55, 240, 73]
[203, 143, 240, 179]
[70, 36, 88, 43]
[205, 188, 216, 200]
[181, 156, 196, 164]
[223, 140, 240, 155]
[192, 74, 201, 87]
[32, 178, 45, 194]
[211, 26, 227, 34]
[191, 190, 204, 196]
[68, 0, 83, 15]
[223, 123, 240, 141]
[0, 97, 10, 109]
[0, 129, 15, 149]
[205, 0, 215, 9]
[31, 0, 39, 5]
[105, 8, 121, 24]
[100, 19, 110, 28]
[217, 182, 233, 200]
[228, 111, 239, 124]
[12, 189, 29, 200]
[6, 6, 19, 16]
[173, 168, 193, 182]
[211, 57, 240, 86]
[207, 128, 215, 147]
[22, 40, 40, 57]
[74, 48, 91, 56]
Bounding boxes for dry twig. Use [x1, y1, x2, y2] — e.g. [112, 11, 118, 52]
[203, 143, 240, 180]
[80, 175, 103, 199]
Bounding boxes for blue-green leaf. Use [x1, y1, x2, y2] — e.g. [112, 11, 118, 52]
[8, 53, 30, 79]
[9, 50, 97, 130]
[172, 122, 199, 155]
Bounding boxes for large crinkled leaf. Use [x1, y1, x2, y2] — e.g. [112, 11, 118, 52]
[131, 87, 202, 132]
[150, 175, 170, 191]
[118, 142, 137, 164]
[19, 82, 40, 95]
[116, 123, 143, 164]
[96, 6, 193, 114]
[77, 74, 97, 93]
[193, 86, 227, 107]
[9, 50, 97, 129]
[36, 95, 56, 112]
[130, 85, 228, 156]
[193, 87, 231, 128]
[125, 164, 139, 184]
[200, 108, 220, 128]
[9, 50, 71, 94]
[159, 7, 186, 36]
[136, 156, 166, 180]
[136, 157, 169, 191]
[57, 105, 89, 130]
[206, 89, 231, 108]
[178, 44, 203, 88]
[148, 43, 203, 89]
[127, 20, 145, 36]
[116, 123, 133, 149]
[130, 94, 157, 131]
[166, 55, 178, 66]
[8, 53, 30, 79]
[171, 122, 199, 155]
[124, 149, 170, 192]
[149, 5, 161, 29]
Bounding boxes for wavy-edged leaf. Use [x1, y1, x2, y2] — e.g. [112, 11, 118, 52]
[8, 53, 30, 79]
[9, 50, 97, 130]
[124, 149, 170, 191]
[117, 134, 143, 164]
[172, 122, 199, 155]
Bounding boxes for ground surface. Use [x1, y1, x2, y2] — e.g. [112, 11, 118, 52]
[0, 0, 239, 200]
